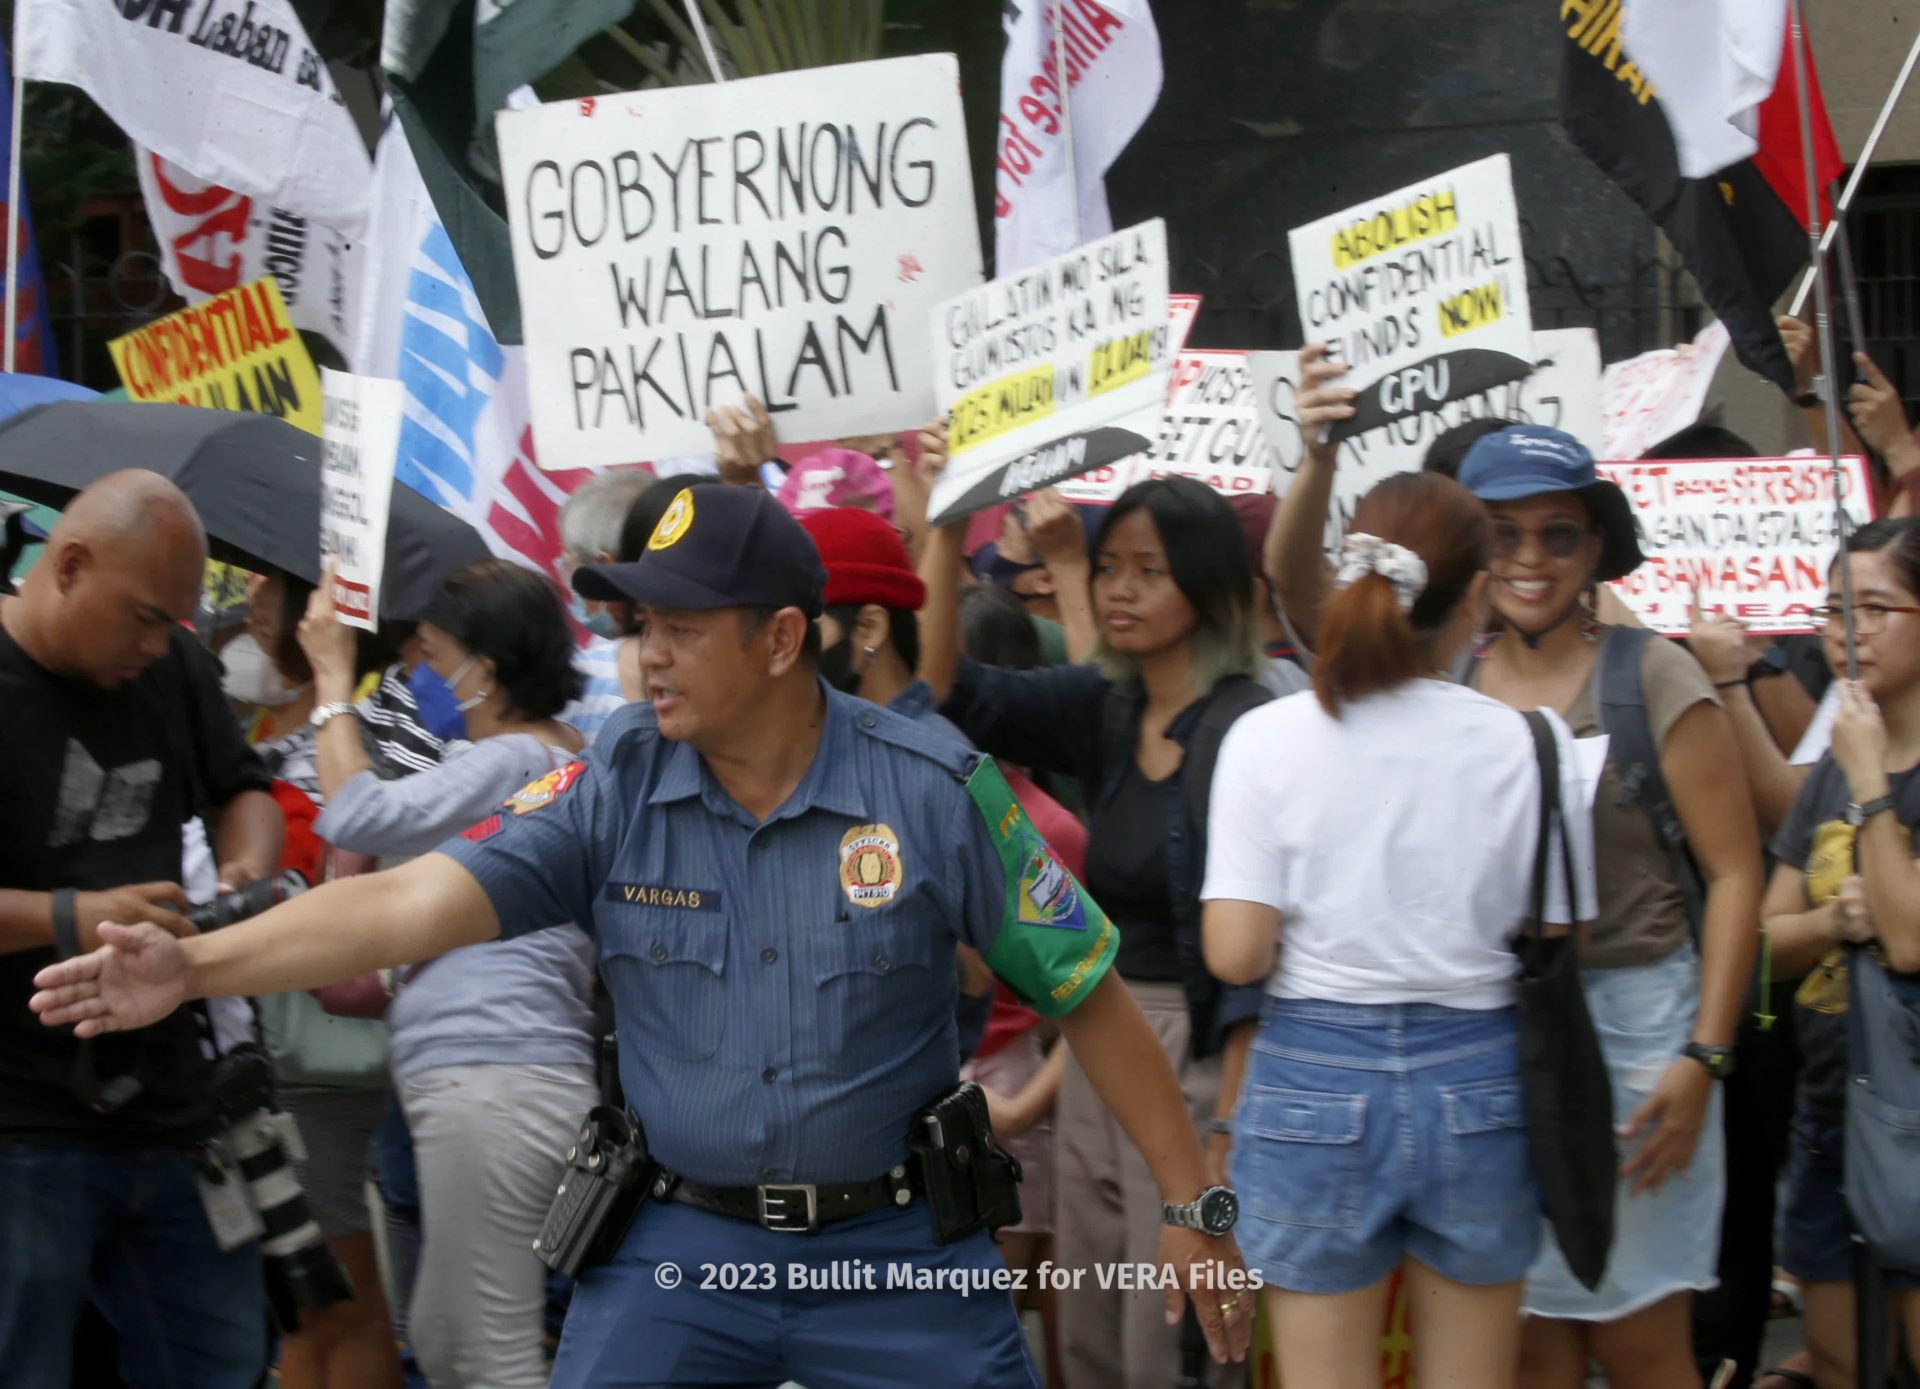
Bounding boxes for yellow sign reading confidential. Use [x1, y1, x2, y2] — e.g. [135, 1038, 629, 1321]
[1330, 190, 1460, 270]
[1437, 279, 1506, 339]
[1089, 330, 1154, 397]
[950, 365, 1056, 454]
[108, 276, 323, 436]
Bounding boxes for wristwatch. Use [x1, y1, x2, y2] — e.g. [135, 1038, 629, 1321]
[1681, 1041, 1736, 1080]
[1846, 794, 1897, 827]
[1163, 1185, 1239, 1236]
[309, 701, 355, 730]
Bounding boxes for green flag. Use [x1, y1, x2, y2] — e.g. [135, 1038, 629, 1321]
[967, 757, 1118, 1017]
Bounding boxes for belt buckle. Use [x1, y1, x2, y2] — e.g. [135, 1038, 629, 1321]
[756, 1183, 818, 1233]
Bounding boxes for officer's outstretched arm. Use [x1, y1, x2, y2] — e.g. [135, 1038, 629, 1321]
[1056, 971, 1254, 1365]
[31, 855, 499, 1037]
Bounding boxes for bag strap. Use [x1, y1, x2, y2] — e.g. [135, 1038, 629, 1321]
[1595, 625, 1706, 939]
[1180, 678, 1268, 841]
[1523, 710, 1557, 943]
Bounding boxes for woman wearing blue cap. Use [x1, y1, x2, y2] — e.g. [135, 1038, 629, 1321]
[1457, 425, 1764, 1388]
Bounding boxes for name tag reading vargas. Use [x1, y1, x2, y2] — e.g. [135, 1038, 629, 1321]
[603, 882, 722, 912]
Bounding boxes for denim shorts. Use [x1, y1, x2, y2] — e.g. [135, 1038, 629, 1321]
[1782, 1112, 1920, 1288]
[1523, 946, 1725, 1321]
[1228, 998, 1540, 1295]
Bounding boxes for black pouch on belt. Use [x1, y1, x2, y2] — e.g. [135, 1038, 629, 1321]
[535, 1105, 657, 1277]
[909, 1081, 1024, 1245]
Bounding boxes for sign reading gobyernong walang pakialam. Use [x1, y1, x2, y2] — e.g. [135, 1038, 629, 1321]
[927, 220, 1168, 525]
[495, 56, 980, 467]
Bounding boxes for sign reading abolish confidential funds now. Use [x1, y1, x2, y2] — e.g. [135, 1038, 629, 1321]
[495, 56, 981, 468]
[1288, 153, 1533, 441]
[928, 220, 1169, 525]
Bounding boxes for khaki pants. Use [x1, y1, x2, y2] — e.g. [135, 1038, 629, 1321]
[1053, 979, 1246, 1389]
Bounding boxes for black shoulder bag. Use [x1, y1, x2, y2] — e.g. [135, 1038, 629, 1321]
[1514, 709, 1616, 1292]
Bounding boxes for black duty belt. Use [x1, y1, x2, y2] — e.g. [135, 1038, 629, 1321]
[658, 1165, 920, 1234]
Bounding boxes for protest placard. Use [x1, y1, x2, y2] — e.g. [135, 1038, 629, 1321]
[927, 220, 1168, 524]
[319, 369, 404, 630]
[1168, 293, 1202, 353]
[1600, 320, 1732, 460]
[495, 56, 981, 469]
[1599, 454, 1874, 635]
[109, 276, 324, 434]
[1289, 154, 1533, 440]
[1248, 326, 1603, 550]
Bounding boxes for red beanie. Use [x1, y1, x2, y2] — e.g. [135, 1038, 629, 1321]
[798, 507, 927, 611]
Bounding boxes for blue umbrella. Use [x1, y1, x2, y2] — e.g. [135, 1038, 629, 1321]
[0, 371, 95, 419]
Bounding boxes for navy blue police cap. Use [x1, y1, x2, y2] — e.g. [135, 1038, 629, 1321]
[573, 484, 827, 618]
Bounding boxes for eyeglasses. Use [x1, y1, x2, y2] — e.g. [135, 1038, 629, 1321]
[1488, 518, 1591, 562]
[1812, 602, 1920, 634]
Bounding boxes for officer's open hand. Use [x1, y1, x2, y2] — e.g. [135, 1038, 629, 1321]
[1157, 1224, 1254, 1364]
[31, 922, 193, 1038]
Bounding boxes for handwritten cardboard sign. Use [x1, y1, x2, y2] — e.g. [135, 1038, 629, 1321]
[108, 275, 323, 434]
[495, 55, 981, 468]
[927, 220, 1168, 523]
[319, 369, 404, 630]
[1288, 154, 1532, 440]
[1247, 327, 1603, 552]
[1600, 320, 1731, 461]
[1599, 454, 1875, 634]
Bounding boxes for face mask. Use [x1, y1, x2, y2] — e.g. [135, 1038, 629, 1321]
[406, 662, 468, 742]
[816, 637, 863, 695]
[221, 633, 305, 707]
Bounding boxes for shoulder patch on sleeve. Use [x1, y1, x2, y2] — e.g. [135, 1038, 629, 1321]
[505, 761, 586, 816]
[462, 814, 504, 842]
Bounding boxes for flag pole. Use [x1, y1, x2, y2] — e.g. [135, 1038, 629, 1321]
[1051, 0, 1080, 247]
[1789, 0, 1858, 681]
[681, 0, 726, 84]
[1787, 23, 1920, 318]
[4, 68, 22, 375]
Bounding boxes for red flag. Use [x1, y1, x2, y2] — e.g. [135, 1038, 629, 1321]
[1754, 22, 1844, 230]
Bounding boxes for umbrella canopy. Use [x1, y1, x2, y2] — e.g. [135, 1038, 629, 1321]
[0, 372, 96, 420]
[0, 400, 492, 621]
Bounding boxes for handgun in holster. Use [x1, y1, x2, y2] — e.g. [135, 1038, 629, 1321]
[534, 1105, 657, 1277]
[910, 1080, 1024, 1245]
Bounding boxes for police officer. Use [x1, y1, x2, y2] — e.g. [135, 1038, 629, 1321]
[32, 485, 1255, 1388]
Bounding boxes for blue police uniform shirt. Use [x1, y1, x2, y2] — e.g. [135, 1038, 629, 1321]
[437, 685, 1006, 1188]
[888, 678, 971, 752]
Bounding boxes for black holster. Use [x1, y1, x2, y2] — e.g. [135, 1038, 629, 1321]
[535, 1106, 657, 1277]
[910, 1081, 1023, 1245]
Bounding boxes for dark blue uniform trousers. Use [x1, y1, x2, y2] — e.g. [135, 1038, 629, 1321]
[551, 1197, 1040, 1388]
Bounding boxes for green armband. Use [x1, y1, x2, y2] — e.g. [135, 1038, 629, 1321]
[966, 756, 1119, 1017]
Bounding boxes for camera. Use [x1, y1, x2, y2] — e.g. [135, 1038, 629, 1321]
[186, 869, 308, 933]
[206, 1047, 353, 1328]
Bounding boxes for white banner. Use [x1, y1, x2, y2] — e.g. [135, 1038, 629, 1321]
[1600, 319, 1732, 461]
[1288, 153, 1533, 441]
[995, 0, 1162, 273]
[320, 369, 404, 630]
[18, 0, 370, 231]
[929, 220, 1167, 523]
[1599, 454, 1873, 635]
[353, 112, 597, 589]
[1248, 327, 1604, 550]
[135, 146, 361, 362]
[496, 56, 981, 468]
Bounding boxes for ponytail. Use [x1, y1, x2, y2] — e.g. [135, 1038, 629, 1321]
[1313, 571, 1421, 713]
[1311, 472, 1490, 716]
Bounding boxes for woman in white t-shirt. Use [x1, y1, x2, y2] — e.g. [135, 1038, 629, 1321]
[1203, 471, 1596, 1389]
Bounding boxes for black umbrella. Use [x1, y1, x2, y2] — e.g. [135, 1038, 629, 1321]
[0, 400, 493, 621]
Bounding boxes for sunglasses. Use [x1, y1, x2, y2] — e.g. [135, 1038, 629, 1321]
[1489, 517, 1590, 562]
